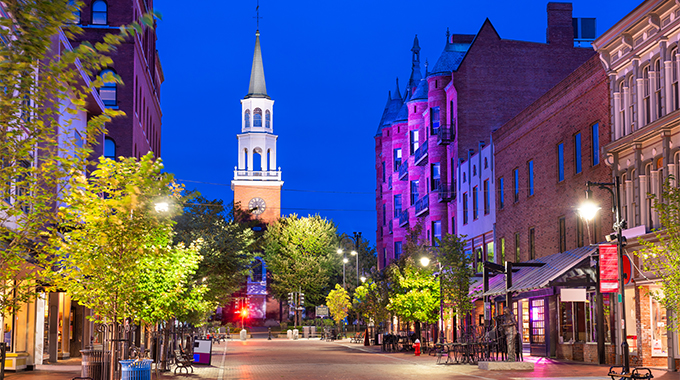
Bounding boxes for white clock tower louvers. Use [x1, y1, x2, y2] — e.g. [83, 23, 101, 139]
[232, 28, 283, 222]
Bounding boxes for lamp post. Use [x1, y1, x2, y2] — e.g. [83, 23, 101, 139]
[579, 176, 629, 373]
[420, 256, 445, 344]
[337, 248, 349, 289]
[338, 232, 363, 288]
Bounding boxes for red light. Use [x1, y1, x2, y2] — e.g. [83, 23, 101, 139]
[241, 309, 248, 317]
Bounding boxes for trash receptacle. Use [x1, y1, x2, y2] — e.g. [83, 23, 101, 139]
[81, 349, 110, 380]
[120, 359, 152, 380]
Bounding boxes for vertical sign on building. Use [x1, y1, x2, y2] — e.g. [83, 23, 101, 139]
[599, 244, 618, 293]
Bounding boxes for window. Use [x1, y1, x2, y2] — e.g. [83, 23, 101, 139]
[382, 204, 386, 226]
[513, 168, 519, 202]
[498, 177, 504, 209]
[463, 193, 469, 224]
[559, 217, 566, 252]
[432, 221, 442, 246]
[410, 180, 419, 205]
[619, 81, 626, 136]
[69, 0, 81, 23]
[487, 242, 494, 264]
[655, 59, 662, 118]
[574, 133, 582, 174]
[244, 110, 250, 128]
[410, 130, 419, 154]
[394, 194, 402, 218]
[92, 0, 107, 25]
[529, 227, 535, 260]
[383, 248, 387, 268]
[527, 160, 534, 196]
[472, 186, 478, 220]
[591, 123, 599, 166]
[104, 137, 116, 159]
[430, 106, 440, 134]
[515, 233, 520, 262]
[395, 241, 402, 259]
[431, 163, 441, 192]
[576, 216, 584, 248]
[643, 66, 651, 124]
[500, 238, 505, 263]
[265, 110, 271, 128]
[483, 179, 490, 215]
[393, 148, 402, 171]
[382, 162, 386, 183]
[475, 248, 484, 274]
[673, 48, 679, 111]
[99, 69, 117, 106]
[558, 143, 564, 181]
[253, 108, 262, 127]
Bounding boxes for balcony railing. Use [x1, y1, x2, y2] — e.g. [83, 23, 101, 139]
[437, 183, 455, 202]
[233, 169, 282, 181]
[398, 161, 409, 180]
[437, 123, 455, 145]
[415, 194, 429, 216]
[398, 209, 409, 227]
[414, 140, 428, 166]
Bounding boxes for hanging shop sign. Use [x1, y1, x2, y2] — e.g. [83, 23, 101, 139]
[599, 244, 618, 293]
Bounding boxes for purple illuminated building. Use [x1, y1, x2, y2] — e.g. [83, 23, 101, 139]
[375, 2, 596, 270]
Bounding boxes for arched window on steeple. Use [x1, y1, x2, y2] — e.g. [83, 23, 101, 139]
[254, 108, 262, 127]
[244, 110, 250, 128]
[265, 110, 271, 128]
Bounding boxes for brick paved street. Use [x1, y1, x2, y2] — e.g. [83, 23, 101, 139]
[5, 337, 678, 380]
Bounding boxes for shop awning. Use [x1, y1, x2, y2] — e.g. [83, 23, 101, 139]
[482, 245, 597, 297]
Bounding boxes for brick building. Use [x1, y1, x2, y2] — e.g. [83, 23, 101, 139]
[592, 0, 680, 369]
[375, 2, 596, 272]
[491, 54, 615, 361]
[74, 0, 163, 159]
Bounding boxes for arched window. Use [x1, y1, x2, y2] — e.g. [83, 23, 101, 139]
[265, 110, 271, 128]
[92, 0, 107, 25]
[619, 81, 626, 137]
[244, 110, 250, 128]
[253, 108, 262, 127]
[267, 149, 272, 170]
[628, 76, 636, 132]
[655, 59, 662, 118]
[673, 48, 679, 111]
[643, 66, 650, 125]
[99, 69, 117, 106]
[244, 148, 248, 170]
[104, 137, 116, 159]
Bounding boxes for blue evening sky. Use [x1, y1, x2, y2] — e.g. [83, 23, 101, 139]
[156, 0, 641, 248]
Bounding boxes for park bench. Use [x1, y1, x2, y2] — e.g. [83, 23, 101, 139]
[608, 367, 653, 380]
[173, 349, 194, 374]
[350, 331, 365, 343]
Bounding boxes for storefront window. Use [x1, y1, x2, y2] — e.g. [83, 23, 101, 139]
[650, 286, 668, 357]
[625, 287, 638, 355]
[522, 301, 530, 343]
[530, 298, 545, 343]
[585, 292, 612, 343]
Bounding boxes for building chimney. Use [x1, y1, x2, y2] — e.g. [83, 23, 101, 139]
[546, 2, 574, 47]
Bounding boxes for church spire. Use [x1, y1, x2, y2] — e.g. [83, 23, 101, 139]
[408, 34, 422, 90]
[245, 30, 269, 99]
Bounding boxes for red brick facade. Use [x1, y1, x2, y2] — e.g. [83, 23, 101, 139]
[493, 54, 613, 261]
[74, 0, 163, 159]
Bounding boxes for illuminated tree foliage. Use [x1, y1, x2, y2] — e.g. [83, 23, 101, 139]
[0, 1, 157, 328]
[42, 154, 209, 325]
[326, 284, 350, 325]
[639, 178, 680, 331]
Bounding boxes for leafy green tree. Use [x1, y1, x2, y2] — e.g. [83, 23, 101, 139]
[352, 268, 390, 327]
[326, 284, 351, 325]
[42, 154, 196, 325]
[386, 256, 439, 325]
[639, 178, 680, 331]
[173, 194, 257, 306]
[263, 214, 340, 306]
[438, 233, 476, 320]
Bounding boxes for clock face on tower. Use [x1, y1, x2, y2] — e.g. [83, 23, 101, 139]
[248, 197, 267, 215]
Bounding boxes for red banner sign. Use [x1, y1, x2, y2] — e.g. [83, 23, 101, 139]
[600, 244, 619, 293]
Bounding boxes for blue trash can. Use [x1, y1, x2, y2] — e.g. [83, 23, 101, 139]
[119, 359, 152, 380]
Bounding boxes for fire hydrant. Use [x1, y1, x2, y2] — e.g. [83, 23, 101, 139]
[414, 339, 421, 356]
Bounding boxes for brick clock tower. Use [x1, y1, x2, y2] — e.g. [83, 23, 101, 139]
[232, 29, 283, 224]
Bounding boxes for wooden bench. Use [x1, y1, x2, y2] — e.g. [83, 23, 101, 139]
[174, 349, 194, 374]
[608, 366, 653, 380]
[350, 331, 365, 343]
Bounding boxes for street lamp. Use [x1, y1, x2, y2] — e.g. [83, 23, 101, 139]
[337, 232, 363, 288]
[580, 177, 629, 373]
[342, 257, 349, 288]
[420, 255, 445, 344]
[360, 276, 367, 283]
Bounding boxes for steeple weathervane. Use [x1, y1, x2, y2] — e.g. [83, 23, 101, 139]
[254, 0, 262, 30]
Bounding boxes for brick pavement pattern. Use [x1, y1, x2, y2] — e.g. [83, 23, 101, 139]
[5, 337, 677, 380]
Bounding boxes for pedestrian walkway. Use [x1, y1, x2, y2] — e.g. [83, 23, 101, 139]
[4, 336, 677, 380]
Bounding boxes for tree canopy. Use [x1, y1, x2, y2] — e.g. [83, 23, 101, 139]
[262, 214, 339, 306]
[326, 284, 350, 325]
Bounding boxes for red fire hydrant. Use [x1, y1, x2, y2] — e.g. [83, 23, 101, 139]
[414, 339, 421, 356]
